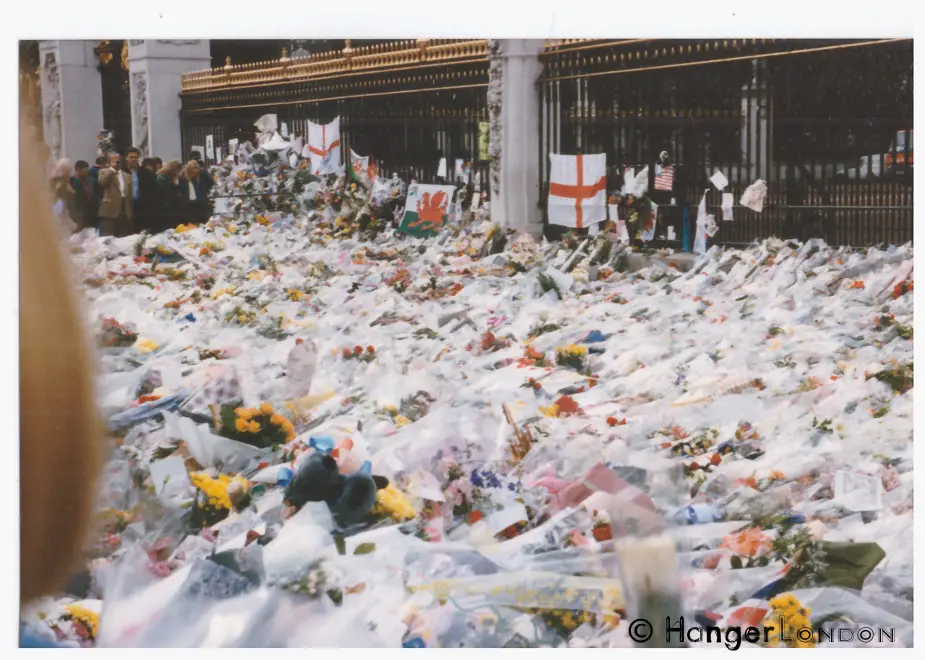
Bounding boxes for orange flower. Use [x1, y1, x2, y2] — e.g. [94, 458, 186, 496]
[342, 348, 352, 359]
[592, 524, 613, 542]
[848, 280, 865, 289]
[366, 345, 375, 354]
[554, 395, 582, 416]
[467, 510, 483, 524]
[353, 346, 363, 356]
[721, 527, 771, 557]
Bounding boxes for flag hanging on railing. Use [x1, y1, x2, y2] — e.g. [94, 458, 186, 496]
[349, 148, 369, 180]
[304, 117, 342, 175]
[548, 153, 607, 229]
[654, 164, 675, 191]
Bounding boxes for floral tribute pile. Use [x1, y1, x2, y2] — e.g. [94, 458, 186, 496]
[21, 152, 913, 648]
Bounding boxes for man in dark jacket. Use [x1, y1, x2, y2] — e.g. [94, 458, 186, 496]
[70, 160, 99, 232]
[180, 159, 215, 225]
[134, 158, 159, 232]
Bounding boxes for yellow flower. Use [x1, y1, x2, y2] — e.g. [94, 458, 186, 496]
[246, 420, 261, 434]
[270, 413, 286, 426]
[65, 604, 100, 638]
[248, 271, 264, 281]
[235, 407, 253, 420]
[394, 415, 412, 428]
[260, 402, 274, 415]
[190, 472, 249, 511]
[540, 404, 560, 418]
[237, 315, 249, 324]
[372, 484, 417, 521]
[763, 593, 815, 648]
[235, 418, 251, 433]
[228, 225, 239, 234]
[287, 289, 304, 301]
[134, 338, 159, 354]
[175, 224, 190, 233]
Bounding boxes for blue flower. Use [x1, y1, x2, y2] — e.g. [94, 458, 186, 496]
[507, 483, 516, 492]
[470, 471, 484, 488]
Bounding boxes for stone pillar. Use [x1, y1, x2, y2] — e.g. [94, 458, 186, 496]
[127, 40, 211, 161]
[37, 40, 103, 162]
[490, 39, 545, 237]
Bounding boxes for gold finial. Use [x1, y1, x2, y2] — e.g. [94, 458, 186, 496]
[224, 55, 232, 70]
[280, 47, 290, 62]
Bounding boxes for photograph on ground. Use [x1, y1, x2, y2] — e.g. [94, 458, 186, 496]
[19, 37, 913, 647]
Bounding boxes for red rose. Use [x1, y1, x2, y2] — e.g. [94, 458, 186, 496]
[468, 510, 483, 524]
[592, 524, 613, 542]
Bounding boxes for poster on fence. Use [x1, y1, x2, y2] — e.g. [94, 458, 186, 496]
[478, 122, 490, 161]
[398, 184, 456, 237]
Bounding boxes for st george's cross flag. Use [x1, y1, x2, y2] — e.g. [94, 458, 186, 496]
[304, 117, 342, 175]
[548, 153, 608, 229]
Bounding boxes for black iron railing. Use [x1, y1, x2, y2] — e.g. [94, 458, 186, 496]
[539, 38, 914, 248]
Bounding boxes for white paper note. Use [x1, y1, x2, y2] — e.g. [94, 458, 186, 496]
[616, 220, 630, 243]
[280, 122, 289, 138]
[834, 470, 883, 512]
[710, 170, 729, 191]
[205, 136, 215, 161]
[722, 193, 735, 221]
[667, 226, 677, 241]
[437, 158, 447, 179]
[704, 214, 720, 237]
[215, 147, 222, 164]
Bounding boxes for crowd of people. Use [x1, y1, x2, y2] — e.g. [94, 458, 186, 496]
[49, 146, 216, 237]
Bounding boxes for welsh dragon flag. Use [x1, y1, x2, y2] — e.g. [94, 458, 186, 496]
[548, 153, 607, 229]
[397, 184, 456, 237]
[304, 117, 341, 175]
[348, 148, 370, 183]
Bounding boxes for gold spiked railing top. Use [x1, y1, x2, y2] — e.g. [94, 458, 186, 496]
[181, 39, 489, 92]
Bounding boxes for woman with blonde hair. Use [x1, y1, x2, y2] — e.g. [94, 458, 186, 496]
[20, 119, 103, 645]
[155, 159, 185, 232]
[49, 157, 77, 229]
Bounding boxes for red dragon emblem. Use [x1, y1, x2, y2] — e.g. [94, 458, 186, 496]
[409, 190, 449, 232]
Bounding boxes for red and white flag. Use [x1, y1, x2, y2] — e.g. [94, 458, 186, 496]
[654, 164, 675, 191]
[304, 117, 342, 174]
[548, 153, 607, 229]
